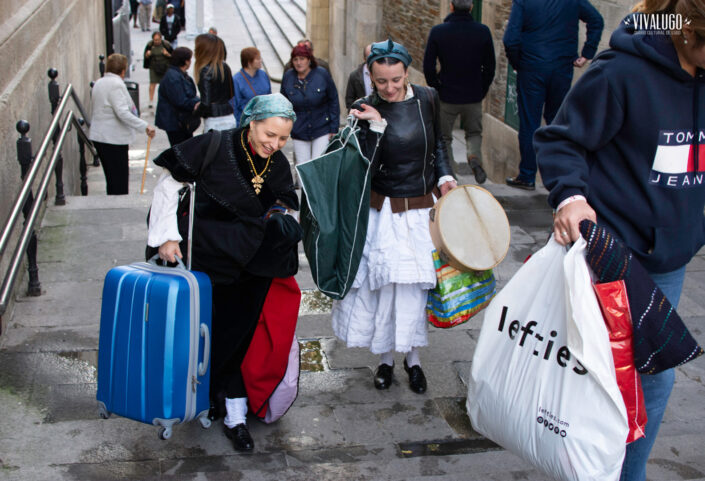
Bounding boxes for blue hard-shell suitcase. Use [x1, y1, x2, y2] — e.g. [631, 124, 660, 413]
[96, 257, 212, 439]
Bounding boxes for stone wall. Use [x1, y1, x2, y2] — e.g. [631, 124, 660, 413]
[0, 0, 106, 326]
[382, 0, 441, 72]
[326, 0, 384, 114]
[1, 0, 106, 211]
[308, 0, 331, 63]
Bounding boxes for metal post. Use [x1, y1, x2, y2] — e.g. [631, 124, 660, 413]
[77, 118, 88, 196]
[89, 80, 101, 167]
[104, 0, 114, 56]
[99, 54, 105, 77]
[48, 69, 66, 206]
[15, 121, 42, 297]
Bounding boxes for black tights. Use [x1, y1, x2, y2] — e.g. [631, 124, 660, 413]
[209, 275, 272, 399]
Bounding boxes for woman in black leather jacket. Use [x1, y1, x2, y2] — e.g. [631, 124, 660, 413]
[193, 34, 236, 131]
[331, 39, 457, 395]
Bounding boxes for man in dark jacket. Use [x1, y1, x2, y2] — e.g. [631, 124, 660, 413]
[423, 0, 495, 184]
[503, 0, 603, 190]
[160, 4, 181, 47]
[344, 44, 372, 110]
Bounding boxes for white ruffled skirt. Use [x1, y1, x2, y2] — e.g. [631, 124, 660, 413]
[331, 198, 436, 354]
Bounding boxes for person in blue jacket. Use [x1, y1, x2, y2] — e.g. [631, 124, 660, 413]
[280, 44, 340, 167]
[536, 1, 705, 478]
[503, 0, 603, 190]
[231, 47, 271, 127]
[155, 47, 201, 146]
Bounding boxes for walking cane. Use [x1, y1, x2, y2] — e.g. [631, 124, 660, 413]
[140, 136, 152, 194]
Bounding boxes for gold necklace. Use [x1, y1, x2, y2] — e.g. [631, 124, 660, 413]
[241, 129, 272, 195]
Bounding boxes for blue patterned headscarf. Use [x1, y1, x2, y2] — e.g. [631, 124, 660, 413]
[367, 39, 412, 69]
[240, 93, 297, 128]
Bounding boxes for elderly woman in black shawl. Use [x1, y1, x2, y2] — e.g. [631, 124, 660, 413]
[147, 93, 301, 451]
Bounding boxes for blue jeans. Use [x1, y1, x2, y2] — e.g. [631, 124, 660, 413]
[516, 65, 573, 183]
[619, 266, 686, 481]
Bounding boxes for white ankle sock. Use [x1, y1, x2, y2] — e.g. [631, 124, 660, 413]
[224, 397, 248, 428]
[379, 351, 394, 366]
[405, 348, 420, 367]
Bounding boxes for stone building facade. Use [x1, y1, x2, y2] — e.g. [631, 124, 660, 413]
[312, 0, 635, 181]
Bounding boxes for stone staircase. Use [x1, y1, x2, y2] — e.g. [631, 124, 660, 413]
[232, 0, 306, 82]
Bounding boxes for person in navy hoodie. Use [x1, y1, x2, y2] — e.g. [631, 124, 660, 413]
[280, 44, 340, 167]
[536, 1, 705, 479]
[503, 0, 603, 190]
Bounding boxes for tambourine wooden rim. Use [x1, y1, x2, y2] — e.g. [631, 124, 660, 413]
[429, 185, 510, 271]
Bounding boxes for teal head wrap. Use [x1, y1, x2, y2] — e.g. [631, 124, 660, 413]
[239, 93, 297, 128]
[366, 39, 412, 69]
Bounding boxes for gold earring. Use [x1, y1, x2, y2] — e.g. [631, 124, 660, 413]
[684, 37, 688, 44]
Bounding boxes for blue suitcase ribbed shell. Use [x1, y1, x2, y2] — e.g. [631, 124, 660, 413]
[96, 261, 212, 438]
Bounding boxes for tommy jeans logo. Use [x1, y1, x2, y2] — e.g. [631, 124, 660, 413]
[649, 130, 705, 188]
[497, 306, 588, 375]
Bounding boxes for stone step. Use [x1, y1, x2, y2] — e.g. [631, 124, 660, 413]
[247, 0, 295, 68]
[260, 0, 305, 50]
[275, 0, 306, 38]
[232, 0, 285, 82]
[291, 0, 306, 14]
[230, 0, 307, 83]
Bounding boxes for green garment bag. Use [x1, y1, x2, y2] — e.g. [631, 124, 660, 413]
[297, 118, 374, 300]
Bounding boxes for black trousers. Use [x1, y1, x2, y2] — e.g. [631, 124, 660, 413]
[210, 274, 272, 399]
[94, 141, 129, 195]
[166, 130, 193, 147]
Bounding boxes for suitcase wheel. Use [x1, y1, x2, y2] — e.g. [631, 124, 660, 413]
[98, 404, 111, 420]
[158, 426, 172, 440]
[199, 416, 212, 429]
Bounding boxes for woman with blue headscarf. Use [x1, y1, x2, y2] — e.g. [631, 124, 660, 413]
[331, 40, 457, 395]
[147, 93, 301, 452]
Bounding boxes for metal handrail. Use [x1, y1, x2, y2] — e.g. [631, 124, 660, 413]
[0, 111, 74, 315]
[71, 115, 97, 157]
[0, 80, 93, 317]
[0, 85, 72, 261]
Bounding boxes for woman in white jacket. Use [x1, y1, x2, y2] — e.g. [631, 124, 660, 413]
[89, 54, 156, 195]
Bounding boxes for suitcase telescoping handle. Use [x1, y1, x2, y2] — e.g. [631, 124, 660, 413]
[198, 323, 210, 376]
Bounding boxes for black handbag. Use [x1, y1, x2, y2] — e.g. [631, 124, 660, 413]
[178, 112, 201, 133]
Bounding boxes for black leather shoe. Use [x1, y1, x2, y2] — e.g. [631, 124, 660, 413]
[224, 423, 254, 451]
[468, 157, 487, 184]
[505, 176, 536, 191]
[374, 363, 394, 390]
[403, 359, 427, 394]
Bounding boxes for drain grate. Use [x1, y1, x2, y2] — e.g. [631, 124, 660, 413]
[397, 438, 503, 458]
[299, 339, 326, 372]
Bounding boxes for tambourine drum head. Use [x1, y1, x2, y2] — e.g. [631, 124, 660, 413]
[429, 185, 510, 271]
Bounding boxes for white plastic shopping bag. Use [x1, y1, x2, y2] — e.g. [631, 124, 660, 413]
[467, 237, 628, 481]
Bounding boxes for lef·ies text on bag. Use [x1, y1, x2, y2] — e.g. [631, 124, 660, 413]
[497, 305, 587, 375]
